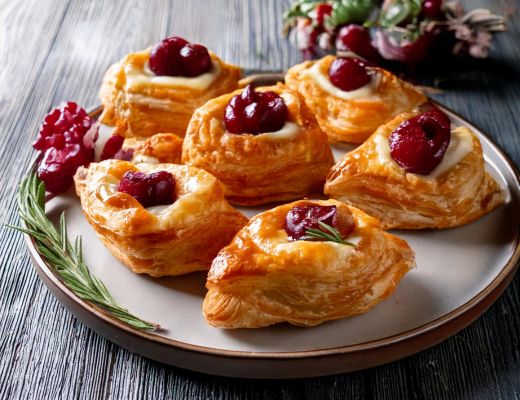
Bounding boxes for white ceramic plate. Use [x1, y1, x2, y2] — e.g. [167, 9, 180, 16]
[26, 101, 520, 378]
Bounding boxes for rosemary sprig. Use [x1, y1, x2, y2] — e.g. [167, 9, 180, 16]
[303, 221, 356, 247]
[8, 172, 160, 331]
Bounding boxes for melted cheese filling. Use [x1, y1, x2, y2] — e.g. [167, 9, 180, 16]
[257, 122, 301, 140]
[305, 62, 380, 100]
[98, 175, 174, 216]
[125, 60, 221, 90]
[374, 126, 474, 178]
[133, 154, 160, 164]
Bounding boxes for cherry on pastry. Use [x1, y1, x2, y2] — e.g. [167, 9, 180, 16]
[224, 84, 288, 134]
[117, 170, 175, 208]
[284, 203, 355, 241]
[100, 135, 133, 161]
[33, 102, 98, 194]
[389, 110, 451, 175]
[149, 36, 212, 77]
[328, 57, 372, 92]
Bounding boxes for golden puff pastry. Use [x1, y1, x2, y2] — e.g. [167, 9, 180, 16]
[285, 55, 426, 144]
[325, 112, 504, 230]
[203, 199, 415, 328]
[124, 133, 184, 164]
[74, 160, 248, 277]
[182, 84, 334, 206]
[99, 47, 241, 138]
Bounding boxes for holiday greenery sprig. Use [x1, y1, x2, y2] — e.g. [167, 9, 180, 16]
[283, 0, 507, 63]
[303, 221, 356, 246]
[9, 172, 160, 331]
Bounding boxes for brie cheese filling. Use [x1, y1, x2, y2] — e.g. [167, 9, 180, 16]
[257, 122, 301, 140]
[133, 154, 160, 164]
[125, 60, 221, 91]
[305, 62, 380, 101]
[374, 126, 474, 178]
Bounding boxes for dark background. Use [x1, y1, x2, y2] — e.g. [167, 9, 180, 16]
[0, 0, 519, 398]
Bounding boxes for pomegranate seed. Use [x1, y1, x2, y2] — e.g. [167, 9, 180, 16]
[33, 102, 98, 194]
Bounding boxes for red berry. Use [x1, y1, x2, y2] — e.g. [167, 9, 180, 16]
[421, 0, 443, 19]
[117, 171, 175, 208]
[224, 85, 288, 135]
[389, 110, 451, 175]
[33, 102, 98, 194]
[335, 24, 380, 63]
[149, 36, 211, 77]
[284, 204, 354, 241]
[315, 3, 333, 26]
[100, 135, 133, 161]
[328, 57, 371, 92]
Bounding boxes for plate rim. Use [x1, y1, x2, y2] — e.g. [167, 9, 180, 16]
[23, 99, 520, 363]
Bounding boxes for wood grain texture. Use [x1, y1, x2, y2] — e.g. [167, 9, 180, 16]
[0, 0, 519, 399]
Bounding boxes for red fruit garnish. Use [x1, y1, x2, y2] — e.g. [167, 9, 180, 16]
[116, 171, 175, 208]
[224, 84, 288, 135]
[421, 0, 443, 19]
[315, 3, 333, 26]
[328, 57, 372, 92]
[149, 36, 211, 77]
[33, 102, 98, 194]
[284, 204, 354, 241]
[335, 24, 380, 63]
[389, 110, 451, 175]
[100, 135, 134, 161]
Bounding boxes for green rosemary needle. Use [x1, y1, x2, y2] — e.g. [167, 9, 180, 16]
[8, 172, 160, 331]
[302, 221, 356, 247]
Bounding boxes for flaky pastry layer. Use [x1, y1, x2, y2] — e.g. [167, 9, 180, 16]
[124, 133, 184, 164]
[74, 160, 248, 277]
[285, 55, 426, 144]
[182, 84, 334, 205]
[203, 199, 415, 328]
[99, 49, 241, 138]
[325, 113, 504, 229]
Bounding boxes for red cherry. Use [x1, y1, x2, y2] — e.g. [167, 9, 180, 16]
[117, 171, 175, 208]
[284, 204, 354, 241]
[149, 36, 211, 77]
[328, 57, 371, 92]
[389, 110, 451, 175]
[421, 0, 443, 19]
[224, 85, 288, 135]
[315, 3, 333, 26]
[335, 24, 380, 62]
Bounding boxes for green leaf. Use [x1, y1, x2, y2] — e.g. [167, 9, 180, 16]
[330, 0, 377, 26]
[378, 0, 422, 28]
[302, 221, 356, 247]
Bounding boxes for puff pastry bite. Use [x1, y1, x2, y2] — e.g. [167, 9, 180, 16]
[203, 199, 415, 328]
[124, 133, 184, 164]
[97, 133, 183, 164]
[182, 83, 334, 205]
[325, 109, 504, 230]
[285, 55, 426, 144]
[99, 36, 241, 138]
[74, 160, 248, 277]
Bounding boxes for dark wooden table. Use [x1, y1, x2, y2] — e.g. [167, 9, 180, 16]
[1, 0, 519, 398]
